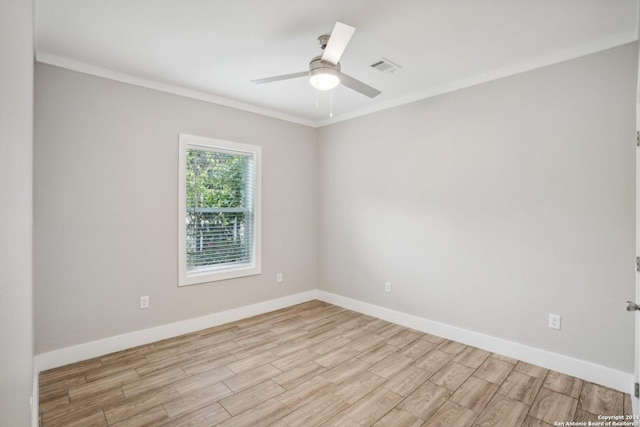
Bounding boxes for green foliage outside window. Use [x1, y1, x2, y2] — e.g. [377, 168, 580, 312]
[186, 149, 253, 270]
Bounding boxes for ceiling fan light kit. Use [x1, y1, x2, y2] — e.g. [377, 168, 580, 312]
[309, 58, 340, 90]
[309, 69, 340, 90]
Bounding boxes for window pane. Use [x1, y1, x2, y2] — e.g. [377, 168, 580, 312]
[185, 148, 255, 272]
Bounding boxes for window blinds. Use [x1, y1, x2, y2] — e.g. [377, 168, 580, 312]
[185, 148, 256, 272]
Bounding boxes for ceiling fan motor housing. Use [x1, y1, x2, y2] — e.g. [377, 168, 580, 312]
[309, 55, 340, 72]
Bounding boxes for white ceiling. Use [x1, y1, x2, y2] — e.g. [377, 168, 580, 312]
[36, 0, 638, 127]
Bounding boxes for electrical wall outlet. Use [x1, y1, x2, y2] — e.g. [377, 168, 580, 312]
[384, 282, 391, 293]
[549, 313, 561, 330]
[276, 273, 283, 283]
[140, 296, 149, 309]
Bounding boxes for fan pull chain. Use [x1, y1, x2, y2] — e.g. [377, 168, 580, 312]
[330, 89, 333, 117]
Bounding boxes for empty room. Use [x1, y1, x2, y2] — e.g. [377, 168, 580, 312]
[2, 1, 640, 426]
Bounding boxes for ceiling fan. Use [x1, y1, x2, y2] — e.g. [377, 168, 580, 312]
[251, 22, 381, 98]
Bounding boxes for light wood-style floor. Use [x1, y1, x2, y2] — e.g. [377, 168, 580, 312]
[39, 300, 632, 427]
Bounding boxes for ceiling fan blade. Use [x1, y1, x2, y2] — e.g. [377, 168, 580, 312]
[338, 72, 381, 98]
[321, 22, 355, 65]
[251, 71, 308, 84]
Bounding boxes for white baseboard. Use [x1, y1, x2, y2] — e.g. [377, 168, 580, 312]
[34, 288, 633, 400]
[316, 290, 634, 395]
[35, 290, 317, 372]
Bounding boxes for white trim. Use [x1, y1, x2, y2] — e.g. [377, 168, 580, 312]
[35, 53, 316, 128]
[37, 31, 636, 129]
[35, 290, 317, 372]
[31, 359, 38, 427]
[316, 31, 638, 127]
[178, 134, 262, 286]
[316, 290, 634, 394]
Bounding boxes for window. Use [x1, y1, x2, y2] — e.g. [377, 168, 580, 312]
[178, 134, 261, 286]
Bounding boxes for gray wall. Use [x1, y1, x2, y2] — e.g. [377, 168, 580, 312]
[34, 64, 318, 353]
[0, 0, 34, 424]
[34, 42, 637, 376]
[318, 43, 637, 372]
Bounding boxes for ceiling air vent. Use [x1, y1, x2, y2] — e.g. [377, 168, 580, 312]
[370, 58, 402, 75]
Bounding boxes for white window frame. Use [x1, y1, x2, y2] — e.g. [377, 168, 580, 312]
[178, 134, 261, 286]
